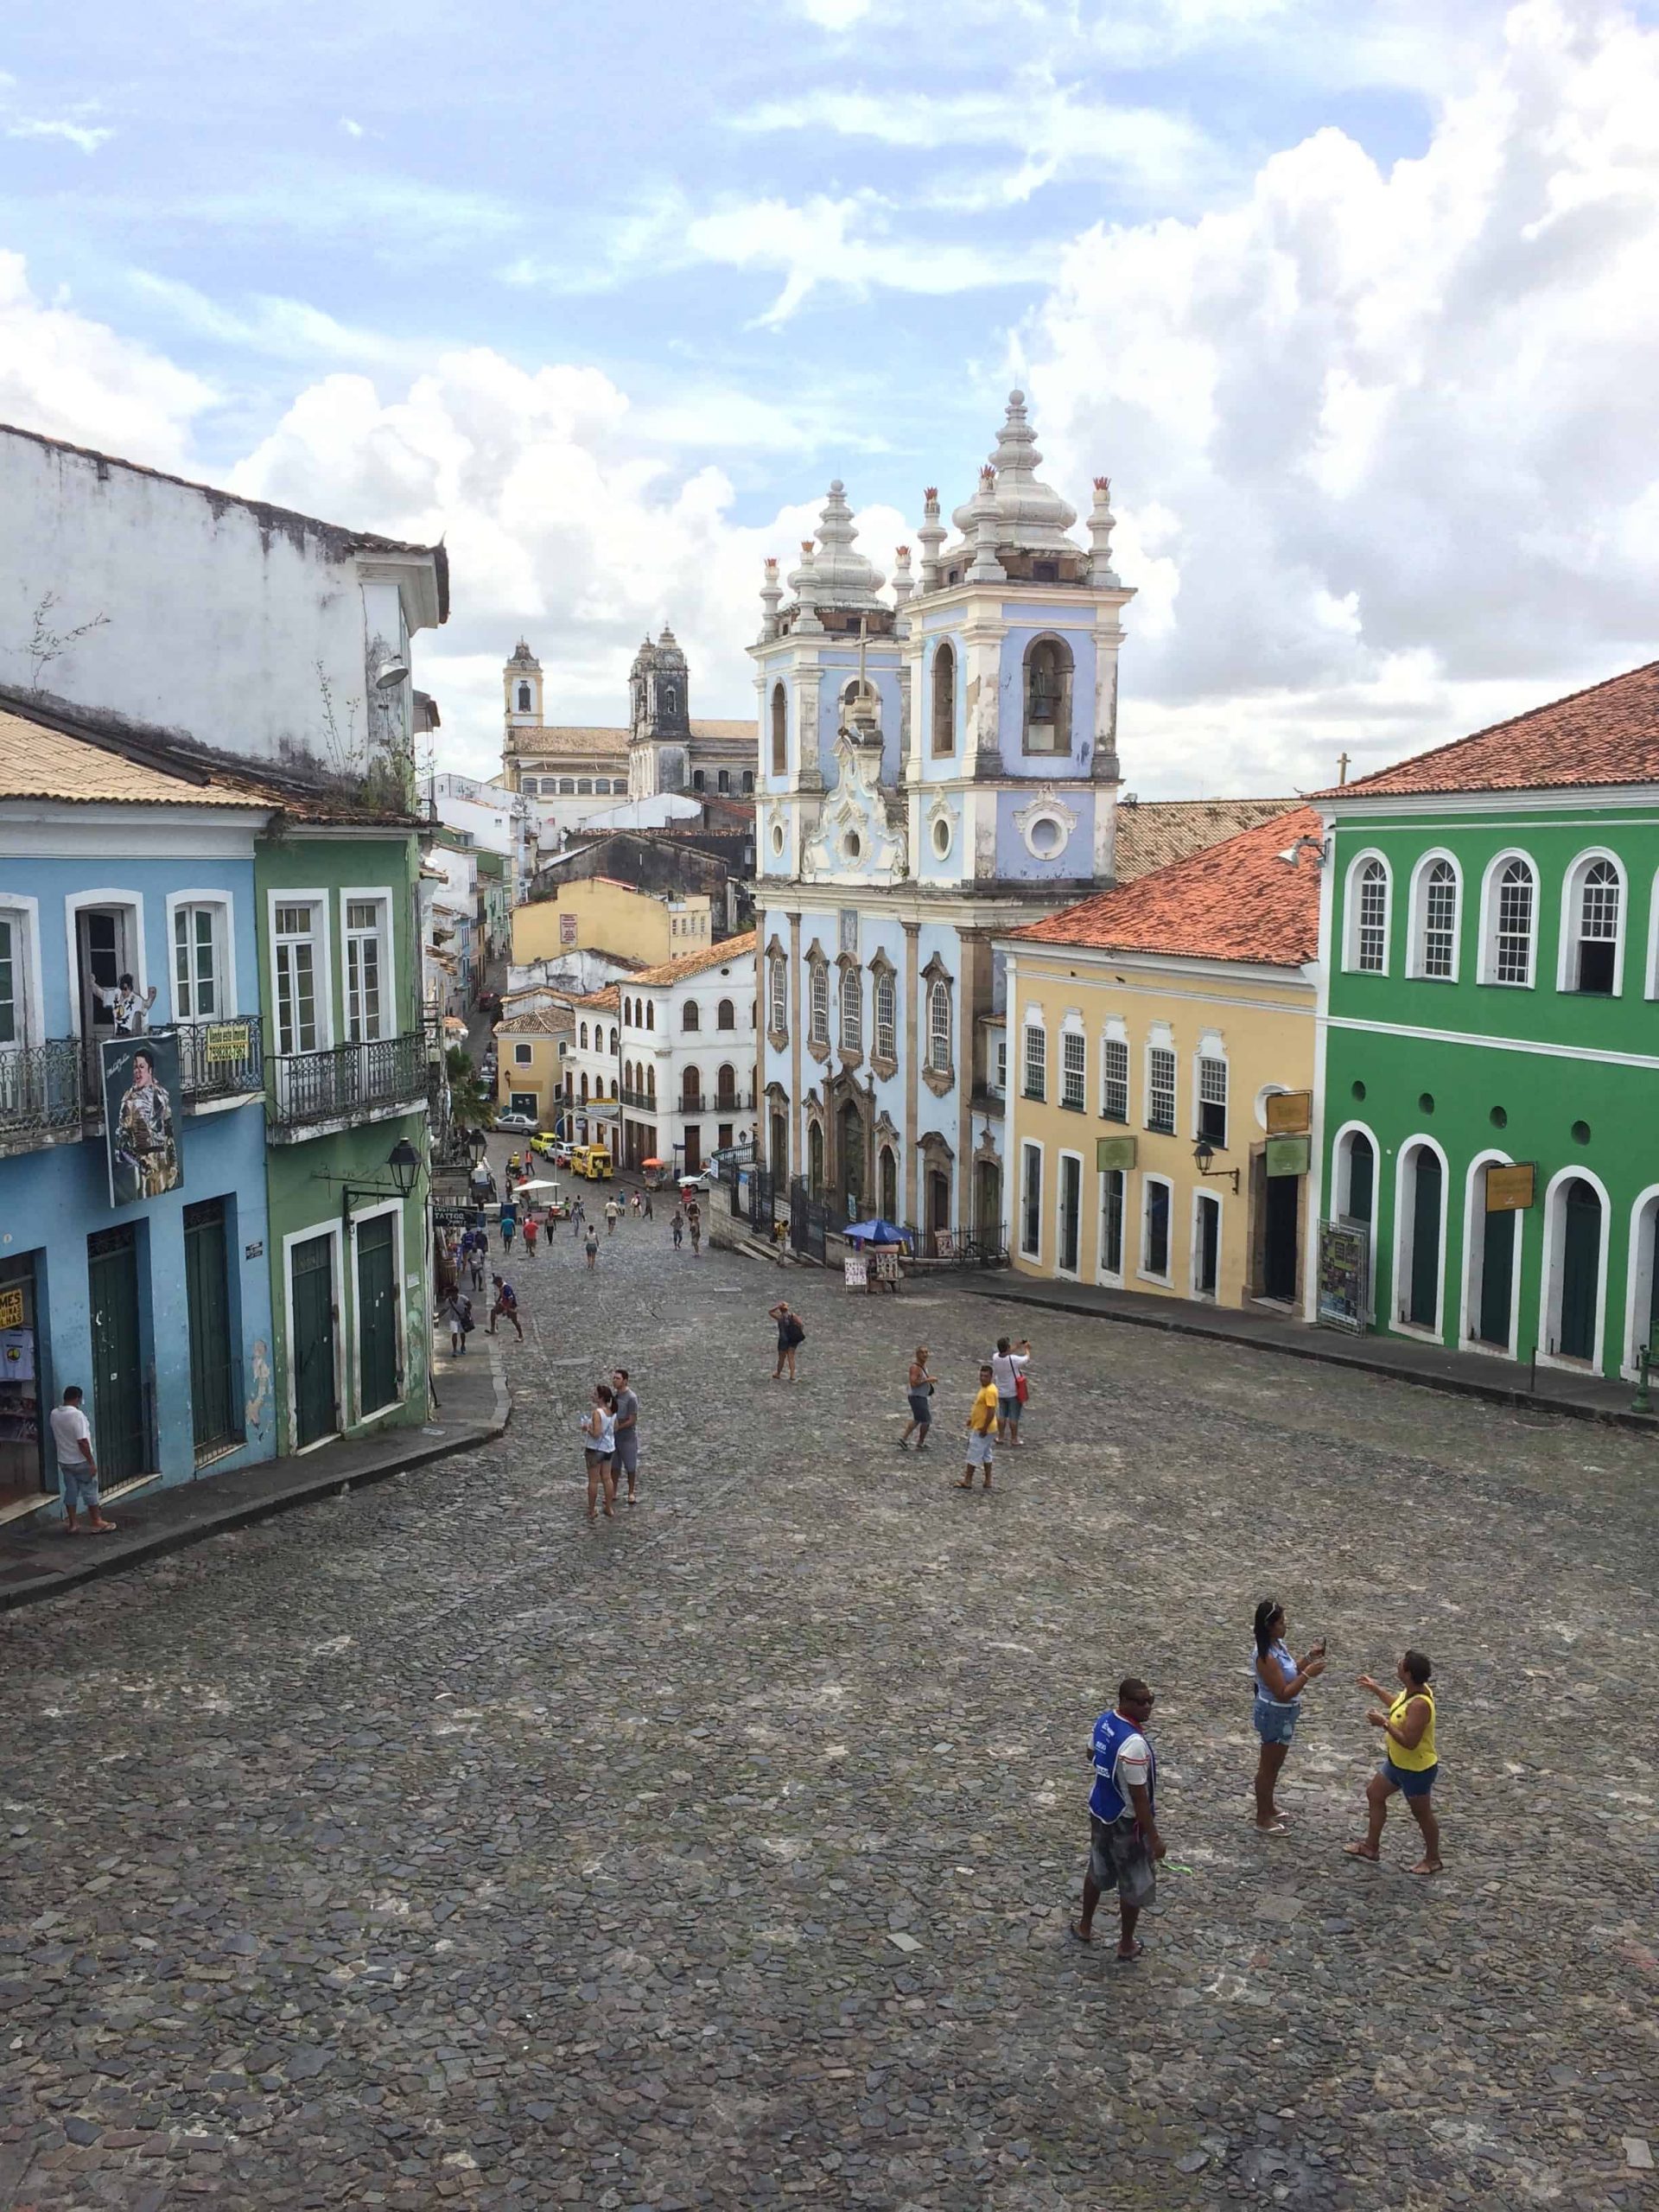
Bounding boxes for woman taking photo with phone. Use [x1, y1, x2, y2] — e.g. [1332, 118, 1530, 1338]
[1250, 1599, 1326, 1833]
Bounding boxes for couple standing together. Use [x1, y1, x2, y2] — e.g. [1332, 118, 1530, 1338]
[576, 1368, 640, 1521]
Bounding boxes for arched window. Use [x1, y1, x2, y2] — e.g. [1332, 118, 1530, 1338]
[576, 778, 593, 795]
[741, 769, 754, 793]
[517, 682, 531, 712]
[681, 1065, 701, 1108]
[879, 1144, 898, 1221]
[931, 639, 957, 757]
[1408, 854, 1460, 981]
[927, 980, 951, 1075]
[663, 685, 677, 715]
[558, 777, 575, 794]
[1346, 855, 1391, 974]
[646, 1065, 656, 1099]
[809, 961, 829, 1047]
[1478, 853, 1536, 985]
[521, 776, 538, 796]
[692, 770, 706, 792]
[646, 1002, 655, 1031]
[609, 1026, 618, 1052]
[715, 1062, 738, 1106]
[717, 769, 730, 794]
[874, 972, 896, 1061]
[580, 1072, 589, 1103]
[768, 956, 787, 1036]
[716, 998, 735, 1031]
[770, 683, 787, 775]
[1561, 853, 1624, 995]
[840, 968, 862, 1054]
[579, 1022, 588, 1050]
[1022, 636, 1072, 755]
[680, 1001, 700, 1033]
[808, 1120, 824, 1193]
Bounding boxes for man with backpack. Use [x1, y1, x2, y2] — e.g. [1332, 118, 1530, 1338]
[769, 1300, 805, 1381]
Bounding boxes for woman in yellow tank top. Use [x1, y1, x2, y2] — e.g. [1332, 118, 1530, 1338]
[1343, 1649, 1441, 1875]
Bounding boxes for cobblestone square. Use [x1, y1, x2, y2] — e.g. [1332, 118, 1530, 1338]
[3, 1211, 1656, 2209]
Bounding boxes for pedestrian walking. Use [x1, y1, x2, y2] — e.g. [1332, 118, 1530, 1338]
[579, 1382, 618, 1522]
[444, 1286, 474, 1356]
[671, 1209, 683, 1249]
[522, 1211, 539, 1260]
[605, 1198, 620, 1236]
[629, 1191, 641, 1217]
[688, 1205, 702, 1257]
[1250, 1599, 1326, 1834]
[897, 1345, 934, 1451]
[487, 1272, 524, 1340]
[611, 1367, 640, 1503]
[990, 1336, 1032, 1446]
[769, 1300, 804, 1380]
[584, 1227, 600, 1269]
[643, 1192, 654, 1221]
[1345, 1651, 1442, 1874]
[957, 1363, 1000, 1489]
[465, 1227, 487, 1292]
[1071, 1677, 1165, 1961]
[50, 1385, 116, 1534]
[499, 1201, 518, 1254]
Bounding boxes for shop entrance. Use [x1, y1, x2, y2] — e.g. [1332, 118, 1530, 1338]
[88, 1224, 148, 1485]
[0, 1255, 46, 1514]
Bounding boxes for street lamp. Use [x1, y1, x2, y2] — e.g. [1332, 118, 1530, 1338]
[1192, 1137, 1240, 1195]
[334, 1135, 426, 1219]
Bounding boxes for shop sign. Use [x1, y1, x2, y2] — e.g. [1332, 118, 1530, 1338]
[843, 1254, 868, 1289]
[0, 1287, 22, 1331]
[1317, 1219, 1369, 1332]
[1266, 1090, 1313, 1135]
[1266, 1134, 1311, 1179]
[203, 1020, 251, 1064]
[1096, 1135, 1137, 1173]
[1485, 1163, 1536, 1212]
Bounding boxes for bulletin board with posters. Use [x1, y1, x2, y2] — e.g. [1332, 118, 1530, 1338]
[843, 1254, 868, 1291]
[1317, 1220, 1370, 1332]
[102, 1030, 185, 1211]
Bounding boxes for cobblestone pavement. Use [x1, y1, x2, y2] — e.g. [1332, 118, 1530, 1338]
[3, 1200, 1656, 2210]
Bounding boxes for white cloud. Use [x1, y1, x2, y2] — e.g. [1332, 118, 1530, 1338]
[127, 270, 416, 368]
[792, 0, 874, 26]
[6, 116, 114, 155]
[1020, 0, 1659, 791]
[0, 252, 213, 470]
[339, 117, 365, 138]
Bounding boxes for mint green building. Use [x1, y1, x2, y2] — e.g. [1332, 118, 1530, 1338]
[257, 810, 432, 1455]
[1317, 664, 1659, 1383]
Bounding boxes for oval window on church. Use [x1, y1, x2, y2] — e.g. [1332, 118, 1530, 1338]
[843, 831, 861, 863]
[931, 817, 952, 858]
[771, 823, 785, 857]
[1027, 815, 1065, 857]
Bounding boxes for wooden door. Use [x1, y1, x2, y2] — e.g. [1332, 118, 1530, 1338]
[87, 1225, 146, 1482]
[290, 1234, 337, 1447]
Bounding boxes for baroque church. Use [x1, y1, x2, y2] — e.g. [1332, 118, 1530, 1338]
[499, 630, 755, 813]
[753, 391, 1135, 1243]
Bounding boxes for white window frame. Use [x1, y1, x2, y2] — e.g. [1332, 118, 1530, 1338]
[769, 957, 787, 1035]
[809, 961, 829, 1047]
[1343, 850, 1392, 976]
[282, 1218, 345, 1451]
[1193, 1033, 1228, 1149]
[1146, 1041, 1177, 1135]
[1022, 1020, 1046, 1103]
[1054, 1148, 1084, 1278]
[164, 890, 236, 1024]
[1557, 848, 1626, 997]
[267, 890, 333, 1054]
[1191, 1186, 1223, 1301]
[992, 1033, 1007, 1098]
[1406, 849, 1461, 982]
[1537, 1163, 1611, 1373]
[513, 1043, 533, 1067]
[340, 887, 395, 1044]
[63, 887, 147, 1041]
[926, 979, 952, 1076]
[874, 972, 896, 1061]
[1019, 1139, 1044, 1261]
[839, 968, 862, 1054]
[347, 1196, 407, 1427]
[1478, 849, 1539, 988]
[0, 895, 44, 1049]
[1330, 1117, 1379, 1321]
[1059, 1023, 1086, 1112]
[1139, 1172, 1174, 1286]
[1100, 1022, 1129, 1123]
[1096, 1165, 1127, 1286]
[1390, 1135, 1449, 1341]
[1621, 1183, 1659, 1379]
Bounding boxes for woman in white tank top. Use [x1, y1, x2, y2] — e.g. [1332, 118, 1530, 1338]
[580, 1383, 618, 1522]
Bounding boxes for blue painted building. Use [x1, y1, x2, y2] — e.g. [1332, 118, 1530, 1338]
[0, 709, 276, 1523]
[753, 394, 1135, 1241]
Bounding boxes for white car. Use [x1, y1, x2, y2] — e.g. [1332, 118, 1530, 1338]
[493, 1109, 538, 1135]
[678, 1168, 715, 1192]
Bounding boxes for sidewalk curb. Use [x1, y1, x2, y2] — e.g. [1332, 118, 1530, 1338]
[963, 1278, 1659, 1433]
[0, 1348, 513, 1616]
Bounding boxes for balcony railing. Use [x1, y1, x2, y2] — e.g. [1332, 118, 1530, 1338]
[677, 1090, 754, 1116]
[268, 1032, 425, 1131]
[0, 1019, 265, 1156]
[620, 1087, 660, 1110]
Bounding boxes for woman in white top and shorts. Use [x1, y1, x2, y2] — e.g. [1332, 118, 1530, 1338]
[1251, 1598, 1326, 1833]
[580, 1382, 618, 1522]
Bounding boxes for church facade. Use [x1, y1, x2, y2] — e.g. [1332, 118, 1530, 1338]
[499, 632, 754, 838]
[753, 393, 1134, 1243]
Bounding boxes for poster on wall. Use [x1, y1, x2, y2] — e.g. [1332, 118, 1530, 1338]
[559, 912, 578, 946]
[102, 1030, 185, 1210]
[1316, 1220, 1369, 1333]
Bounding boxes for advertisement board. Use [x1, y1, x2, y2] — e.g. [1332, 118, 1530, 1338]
[102, 1031, 185, 1210]
[1266, 1090, 1313, 1136]
[1317, 1219, 1369, 1332]
[1485, 1163, 1536, 1212]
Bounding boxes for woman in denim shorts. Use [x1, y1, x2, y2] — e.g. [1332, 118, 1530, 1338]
[1251, 1599, 1327, 1833]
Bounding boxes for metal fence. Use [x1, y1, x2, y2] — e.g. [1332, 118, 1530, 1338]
[269, 1032, 425, 1129]
[789, 1176, 830, 1264]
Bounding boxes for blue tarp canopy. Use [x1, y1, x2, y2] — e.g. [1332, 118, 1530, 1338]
[845, 1218, 912, 1246]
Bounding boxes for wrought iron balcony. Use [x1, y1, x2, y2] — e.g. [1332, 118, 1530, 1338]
[676, 1089, 754, 1116]
[268, 1031, 426, 1134]
[620, 1086, 659, 1110]
[0, 1019, 265, 1158]
[174, 1014, 264, 1103]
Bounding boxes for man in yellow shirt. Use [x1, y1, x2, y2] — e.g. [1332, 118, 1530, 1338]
[957, 1364, 1001, 1491]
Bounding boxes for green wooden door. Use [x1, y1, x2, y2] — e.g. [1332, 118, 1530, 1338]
[1408, 1151, 1442, 1329]
[290, 1234, 337, 1447]
[355, 1213, 399, 1417]
[184, 1199, 238, 1456]
[1477, 1200, 1515, 1349]
[87, 1226, 146, 1483]
[1558, 1179, 1600, 1362]
[1347, 1135, 1374, 1224]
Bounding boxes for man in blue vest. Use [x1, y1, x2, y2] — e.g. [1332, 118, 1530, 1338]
[1072, 1677, 1164, 1961]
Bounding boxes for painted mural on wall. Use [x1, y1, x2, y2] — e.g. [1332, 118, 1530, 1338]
[102, 1032, 183, 1208]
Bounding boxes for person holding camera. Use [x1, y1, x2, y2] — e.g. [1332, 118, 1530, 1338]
[1250, 1599, 1327, 1833]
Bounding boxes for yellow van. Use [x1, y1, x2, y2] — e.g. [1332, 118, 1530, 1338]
[569, 1145, 613, 1181]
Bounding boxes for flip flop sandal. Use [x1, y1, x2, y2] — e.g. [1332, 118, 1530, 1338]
[1113, 1941, 1144, 1964]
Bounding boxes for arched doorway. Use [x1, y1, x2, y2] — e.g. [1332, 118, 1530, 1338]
[1554, 1177, 1603, 1363]
[807, 1119, 824, 1196]
[975, 1158, 1001, 1245]
[1466, 1156, 1518, 1354]
[1343, 1132, 1375, 1225]
[927, 1169, 950, 1236]
[878, 1145, 897, 1223]
[838, 1098, 865, 1216]
[1399, 1143, 1443, 1332]
[769, 1109, 787, 1177]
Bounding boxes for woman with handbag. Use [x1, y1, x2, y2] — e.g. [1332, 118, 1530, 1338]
[897, 1346, 935, 1452]
[990, 1337, 1032, 1446]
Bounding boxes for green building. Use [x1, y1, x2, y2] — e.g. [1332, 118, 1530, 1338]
[1316, 662, 1659, 1383]
[257, 804, 433, 1453]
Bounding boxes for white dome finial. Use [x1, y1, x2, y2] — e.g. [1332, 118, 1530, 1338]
[951, 391, 1077, 553]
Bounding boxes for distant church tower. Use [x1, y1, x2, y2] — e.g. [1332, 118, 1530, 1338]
[501, 639, 543, 789]
[628, 625, 693, 798]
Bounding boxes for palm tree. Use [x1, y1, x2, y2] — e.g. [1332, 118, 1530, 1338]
[444, 1046, 492, 1139]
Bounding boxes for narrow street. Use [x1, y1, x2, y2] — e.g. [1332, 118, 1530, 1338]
[3, 1190, 1656, 2209]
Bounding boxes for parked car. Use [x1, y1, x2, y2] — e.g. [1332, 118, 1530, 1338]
[678, 1168, 715, 1193]
[529, 1131, 561, 1159]
[493, 1109, 538, 1136]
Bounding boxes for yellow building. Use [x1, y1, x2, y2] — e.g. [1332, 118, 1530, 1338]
[512, 876, 714, 971]
[1000, 808, 1320, 1309]
[494, 1002, 575, 1127]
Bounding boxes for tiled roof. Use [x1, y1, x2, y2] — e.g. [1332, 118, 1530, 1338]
[510, 726, 631, 758]
[1012, 806, 1321, 967]
[1114, 796, 1299, 882]
[0, 712, 270, 809]
[1319, 661, 1659, 798]
[626, 930, 758, 991]
[690, 720, 757, 743]
[573, 985, 621, 1011]
[493, 1007, 573, 1034]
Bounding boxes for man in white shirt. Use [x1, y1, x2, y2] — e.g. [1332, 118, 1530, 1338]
[95, 974, 157, 1035]
[48, 1386, 117, 1534]
[990, 1336, 1031, 1447]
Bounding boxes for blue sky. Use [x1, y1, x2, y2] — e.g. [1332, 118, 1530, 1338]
[3, 0, 1658, 789]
